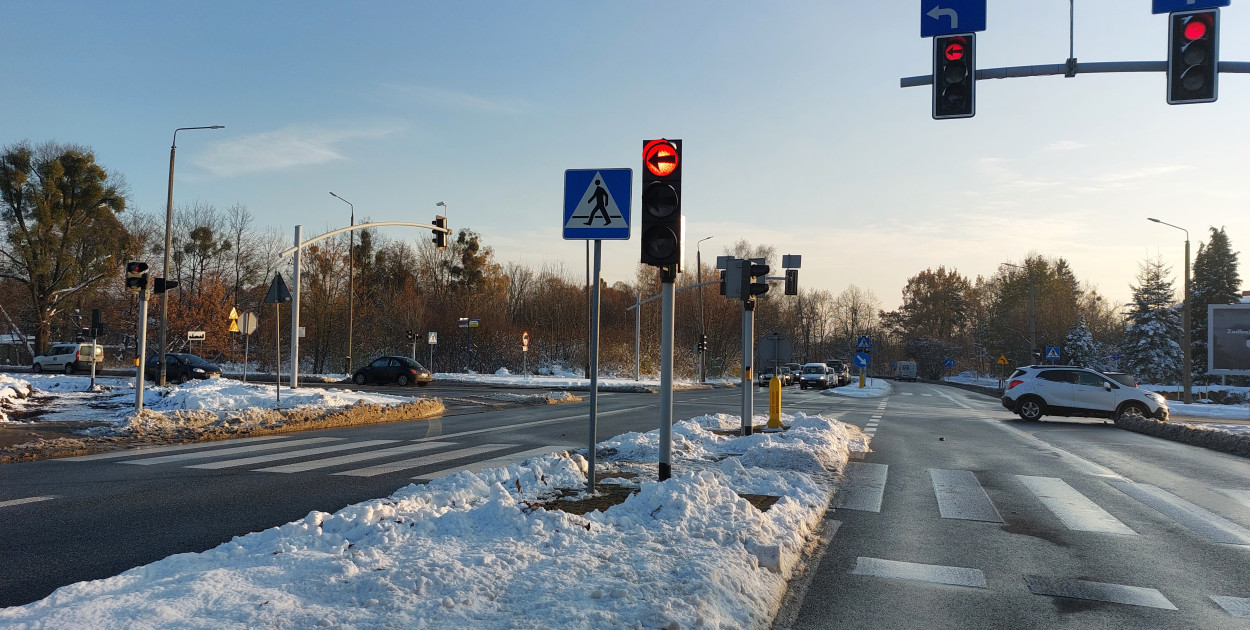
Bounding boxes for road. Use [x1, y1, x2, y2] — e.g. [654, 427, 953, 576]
[777, 381, 1250, 629]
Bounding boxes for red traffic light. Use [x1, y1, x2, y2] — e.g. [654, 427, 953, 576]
[1184, 14, 1212, 41]
[643, 139, 679, 178]
[944, 39, 966, 62]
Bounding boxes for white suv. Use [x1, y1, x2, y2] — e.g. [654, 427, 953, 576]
[1001, 366, 1168, 422]
[33, 343, 103, 374]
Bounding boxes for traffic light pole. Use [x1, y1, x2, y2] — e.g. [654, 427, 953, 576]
[586, 240, 603, 492]
[290, 225, 302, 390]
[901, 60, 1250, 88]
[741, 297, 755, 437]
[134, 287, 150, 413]
[658, 269, 676, 481]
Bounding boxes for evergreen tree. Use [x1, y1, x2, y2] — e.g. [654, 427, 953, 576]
[1189, 226, 1241, 381]
[1122, 257, 1183, 385]
[1063, 316, 1098, 368]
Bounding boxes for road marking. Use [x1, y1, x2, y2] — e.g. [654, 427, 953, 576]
[64, 435, 295, 461]
[1109, 481, 1250, 545]
[1023, 576, 1176, 609]
[833, 462, 888, 512]
[930, 469, 1002, 522]
[1016, 475, 1136, 535]
[901, 392, 915, 395]
[920, 393, 933, 397]
[335, 444, 517, 477]
[118, 437, 344, 465]
[414, 445, 576, 481]
[851, 557, 986, 588]
[1211, 595, 1250, 619]
[185, 440, 399, 469]
[1220, 489, 1250, 509]
[0, 495, 59, 509]
[256, 442, 456, 473]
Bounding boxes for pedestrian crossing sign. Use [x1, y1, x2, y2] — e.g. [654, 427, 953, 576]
[563, 168, 632, 240]
[1046, 346, 1060, 360]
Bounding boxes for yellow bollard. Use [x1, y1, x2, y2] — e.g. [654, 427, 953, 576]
[768, 375, 783, 429]
[859, 373, 865, 388]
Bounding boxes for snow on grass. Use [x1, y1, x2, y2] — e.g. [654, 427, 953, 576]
[0, 374, 34, 422]
[820, 379, 892, 398]
[0, 412, 867, 629]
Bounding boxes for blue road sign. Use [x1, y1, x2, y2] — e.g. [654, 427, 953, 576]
[1153, 0, 1228, 15]
[1045, 346, 1060, 360]
[921, 0, 987, 37]
[854, 353, 871, 368]
[944, 359, 955, 367]
[857, 336, 872, 350]
[564, 169, 632, 240]
[1110, 352, 1122, 361]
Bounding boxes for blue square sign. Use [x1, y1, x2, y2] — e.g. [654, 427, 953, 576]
[1153, 0, 1228, 14]
[563, 169, 632, 240]
[921, 0, 987, 37]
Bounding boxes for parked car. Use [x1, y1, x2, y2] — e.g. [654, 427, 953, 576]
[784, 362, 803, 381]
[896, 361, 918, 382]
[779, 366, 795, 386]
[145, 353, 222, 383]
[33, 343, 103, 374]
[352, 356, 433, 387]
[1001, 365, 1168, 422]
[824, 359, 850, 386]
[798, 363, 832, 390]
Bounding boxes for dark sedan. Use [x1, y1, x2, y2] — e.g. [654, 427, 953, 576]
[145, 353, 222, 383]
[352, 356, 433, 387]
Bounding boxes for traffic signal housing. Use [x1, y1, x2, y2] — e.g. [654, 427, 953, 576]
[933, 33, 975, 119]
[785, 269, 798, 296]
[640, 138, 683, 270]
[743, 261, 770, 298]
[153, 277, 179, 294]
[125, 261, 149, 294]
[1168, 9, 1219, 105]
[432, 215, 448, 250]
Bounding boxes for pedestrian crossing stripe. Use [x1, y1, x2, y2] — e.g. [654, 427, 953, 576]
[563, 168, 631, 240]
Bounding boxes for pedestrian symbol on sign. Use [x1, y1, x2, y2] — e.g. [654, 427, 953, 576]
[565, 172, 625, 229]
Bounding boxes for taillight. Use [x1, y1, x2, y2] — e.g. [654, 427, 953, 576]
[1008, 379, 1024, 390]
[409, 369, 417, 375]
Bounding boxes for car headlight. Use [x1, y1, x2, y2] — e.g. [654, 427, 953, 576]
[193, 368, 205, 373]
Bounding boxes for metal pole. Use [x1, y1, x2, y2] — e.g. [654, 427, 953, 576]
[658, 275, 675, 481]
[290, 225, 302, 389]
[696, 236, 712, 383]
[1183, 236, 1192, 404]
[135, 289, 149, 412]
[429, 339, 434, 373]
[742, 299, 755, 436]
[90, 335, 97, 390]
[587, 240, 603, 492]
[275, 303, 281, 406]
[635, 291, 641, 381]
[330, 193, 354, 373]
[585, 240, 591, 378]
[242, 324, 249, 383]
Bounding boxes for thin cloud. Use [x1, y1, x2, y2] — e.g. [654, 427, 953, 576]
[1043, 140, 1088, 152]
[1089, 164, 1193, 185]
[379, 82, 532, 115]
[193, 123, 402, 177]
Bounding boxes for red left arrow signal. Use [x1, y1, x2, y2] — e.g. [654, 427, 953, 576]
[643, 139, 679, 177]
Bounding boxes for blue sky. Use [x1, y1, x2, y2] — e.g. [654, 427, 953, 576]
[5, 1, 1249, 309]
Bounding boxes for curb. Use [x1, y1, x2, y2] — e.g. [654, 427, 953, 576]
[1114, 415, 1250, 459]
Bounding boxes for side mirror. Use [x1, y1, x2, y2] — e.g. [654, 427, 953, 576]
[1103, 382, 1112, 391]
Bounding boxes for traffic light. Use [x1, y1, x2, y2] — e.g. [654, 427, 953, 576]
[432, 215, 448, 250]
[933, 33, 975, 119]
[153, 277, 179, 294]
[640, 138, 683, 269]
[124, 261, 148, 294]
[1168, 9, 1219, 105]
[785, 269, 798, 296]
[743, 261, 770, 298]
[722, 259, 743, 299]
[406, 330, 414, 341]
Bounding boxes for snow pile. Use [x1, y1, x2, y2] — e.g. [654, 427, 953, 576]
[821, 379, 892, 398]
[494, 367, 511, 376]
[0, 413, 866, 629]
[120, 379, 413, 415]
[0, 374, 34, 421]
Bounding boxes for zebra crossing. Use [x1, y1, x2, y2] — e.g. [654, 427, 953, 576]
[62, 434, 572, 480]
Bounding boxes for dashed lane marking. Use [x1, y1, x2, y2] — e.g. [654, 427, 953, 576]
[1023, 576, 1177, 610]
[414, 445, 576, 482]
[851, 557, 986, 588]
[1016, 475, 1136, 535]
[186, 440, 399, 470]
[334, 443, 517, 477]
[833, 462, 888, 512]
[1109, 481, 1250, 545]
[256, 442, 455, 474]
[930, 468, 1002, 523]
[0, 495, 59, 509]
[1210, 595, 1250, 619]
[64, 435, 294, 461]
[119, 437, 344, 465]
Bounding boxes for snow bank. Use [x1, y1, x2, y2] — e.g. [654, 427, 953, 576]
[0, 374, 34, 422]
[820, 379, 892, 398]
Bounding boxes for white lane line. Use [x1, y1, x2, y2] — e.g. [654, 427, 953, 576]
[1016, 475, 1136, 535]
[851, 557, 986, 588]
[335, 444, 516, 477]
[1023, 576, 1176, 609]
[119, 437, 344, 465]
[833, 462, 888, 512]
[64, 435, 294, 461]
[1109, 481, 1250, 545]
[0, 495, 59, 509]
[414, 446, 576, 482]
[186, 440, 399, 470]
[257, 442, 456, 473]
[930, 469, 1002, 522]
[920, 393, 933, 397]
[1211, 595, 1250, 619]
[1220, 489, 1250, 509]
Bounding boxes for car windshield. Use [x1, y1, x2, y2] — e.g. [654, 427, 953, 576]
[403, 358, 426, 370]
[802, 366, 824, 374]
[179, 354, 210, 365]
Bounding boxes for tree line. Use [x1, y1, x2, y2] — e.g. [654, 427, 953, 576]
[1, 141, 1242, 387]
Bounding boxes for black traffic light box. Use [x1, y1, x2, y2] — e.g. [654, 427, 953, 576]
[1168, 9, 1219, 104]
[432, 215, 448, 250]
[125, 261, 149, 294]
[933, 33, 975, 119]
[640, 139, 682, 271]
[785, 269, 798, 296]
[742, 261, 769, 298]
[153, 277, 179, 294]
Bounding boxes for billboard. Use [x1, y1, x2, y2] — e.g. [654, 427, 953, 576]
[1208, 303, 1250, 375]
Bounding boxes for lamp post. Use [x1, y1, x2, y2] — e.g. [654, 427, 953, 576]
[436, 201, 448, 372]
[330, 192, 354, 374]
[159, 125, 224, 386]
[696, 236, 714, 382]
[1001, 262, 1036, 362]
[1148, 217, 1192, 404]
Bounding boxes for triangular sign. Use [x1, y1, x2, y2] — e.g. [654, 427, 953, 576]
[564, 171, 625, 229]
[228, 320, 240, 332]
[228, 307, 239, 320]
[264, 273, 292, 304]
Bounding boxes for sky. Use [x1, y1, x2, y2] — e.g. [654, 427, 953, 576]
[5, 1, 1250, 310]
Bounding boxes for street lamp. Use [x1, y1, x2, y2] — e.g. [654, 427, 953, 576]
[1148, 217, 1192, 404]
[159, 125, 224, 386]
[330, 192, 354, 374]
[696, 236, 714, 382]
[1001, 261, 1036, 362]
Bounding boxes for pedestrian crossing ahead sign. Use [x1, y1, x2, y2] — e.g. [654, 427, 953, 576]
[564, 168, 632, 240]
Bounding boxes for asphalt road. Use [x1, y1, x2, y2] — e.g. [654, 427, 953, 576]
[776, 380, 1250, 629]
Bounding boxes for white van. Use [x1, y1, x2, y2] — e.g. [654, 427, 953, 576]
[33, 343, 103, 374]
[896, 361, 918, 382]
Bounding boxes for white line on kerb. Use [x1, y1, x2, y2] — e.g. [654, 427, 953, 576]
[0, 495, 59, 509]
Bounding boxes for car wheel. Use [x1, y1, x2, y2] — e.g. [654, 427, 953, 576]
[398, 374, 411, 386]
[1017, 397, 1045, 421]
[353, 372, 367, 385]
[1116, 402, 1148, 421]
[64, 363, 75, 375]
[33, 363, 43, 373]
[178, 373, 190, 385]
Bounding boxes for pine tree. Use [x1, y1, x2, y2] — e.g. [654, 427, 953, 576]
[1063, 316, 1099, 368]
[1189, 226, 1242, 381]
[1122, 257, 1183, 385]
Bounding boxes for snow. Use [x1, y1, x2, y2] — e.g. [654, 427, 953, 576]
[819, 378, 892, 398]
[0, 374, 34, 422]
[0, 411, 869, 629]
[433, 370, 730, 393]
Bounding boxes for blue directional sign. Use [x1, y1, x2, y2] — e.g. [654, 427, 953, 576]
[1153, 0, 1228, 15]
[1045, 346, 1060, 360]
[854, 353, 871, 368]
[944, 358, 955, 367]
[921, 0, 987, 37]
[563, 169, 632, 240]
[1110, 352, 1122, 361]
[857, 336, 872, 350]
